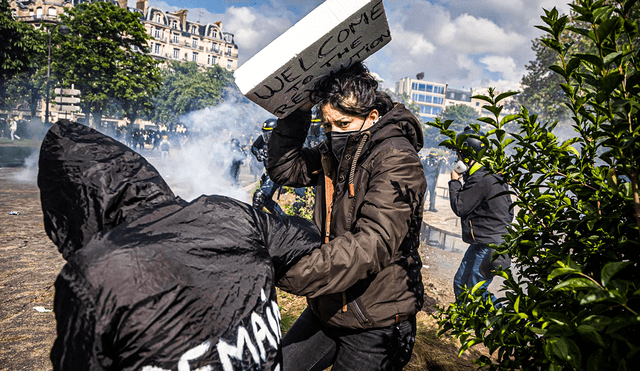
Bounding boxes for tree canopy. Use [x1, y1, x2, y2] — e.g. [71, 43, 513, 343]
[150, 60, 235, 125]
[54, 1, 161, 127]
[0, 0, 46, 109]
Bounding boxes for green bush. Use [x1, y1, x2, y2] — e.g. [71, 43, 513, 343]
[431, 1, 640, 370]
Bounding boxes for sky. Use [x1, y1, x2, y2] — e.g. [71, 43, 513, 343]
[142, 0, 572, 92]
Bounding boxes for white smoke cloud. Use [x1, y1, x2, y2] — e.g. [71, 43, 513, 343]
[146, 93, 272, 202]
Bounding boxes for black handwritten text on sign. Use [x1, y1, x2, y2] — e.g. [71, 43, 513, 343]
[250, 1, 391, 118]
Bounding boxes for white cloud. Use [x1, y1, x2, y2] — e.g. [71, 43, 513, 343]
[479, 55, 523, 91]
[437, 14, 528, 54]
[223, 6, 293, 62]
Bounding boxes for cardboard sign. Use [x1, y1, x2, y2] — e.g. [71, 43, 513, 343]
[234, 0, 391, 118]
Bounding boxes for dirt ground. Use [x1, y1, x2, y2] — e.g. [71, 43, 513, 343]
[0, 159, 486, 370]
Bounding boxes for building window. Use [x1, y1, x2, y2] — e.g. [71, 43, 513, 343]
[208, 55, 216, 65]
[154, 28, 161, 38]
[212, 43, 219, 53]
[434, 86, 444, 94]
[173, 48, 179, 59]
[227, 59, 233, 69]
[48, 7, 56, 16]
[192, 39, 198, 48]
[36, 7, 43, 18]
[419, 105, 432, 115]
[212, 29, 218, 38]
[432, 107, 442, 115]
[156, 14, 162, 23]
[172, 34, 179, 44]
[433, 96, 444, 105]
[226, 45, 232, 56]
[172, 21, 177, 29]
[476, 102, 480, 106]
[192, 52, 198, 62]
[191, 26, 197, 34]
[154, 43, 161, 55]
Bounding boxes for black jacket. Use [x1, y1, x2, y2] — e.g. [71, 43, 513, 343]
[449, 165, 513, 245]
[38, 121, 321, 371]
[267, 105, 426, 329]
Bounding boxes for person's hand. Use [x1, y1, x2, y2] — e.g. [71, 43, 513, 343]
[451, 170, 461, 181]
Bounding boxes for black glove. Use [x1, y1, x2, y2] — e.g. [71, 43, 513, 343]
[253, 189, 266, 210]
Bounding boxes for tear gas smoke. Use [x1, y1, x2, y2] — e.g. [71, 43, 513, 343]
[11, 96, 274, 204]
[143, 96, 273, 202]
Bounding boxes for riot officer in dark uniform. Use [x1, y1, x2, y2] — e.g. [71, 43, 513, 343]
[228, 138, 246, 187]
[422, 153, 444, 212]
[252, 118, 286, 216]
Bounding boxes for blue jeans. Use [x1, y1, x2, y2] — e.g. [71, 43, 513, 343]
[282, 308, 416, 371]
[453, 243, 502, 303]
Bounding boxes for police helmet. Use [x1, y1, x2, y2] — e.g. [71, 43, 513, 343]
[459, 126, 484, 160]
[262, 118, 277, 131]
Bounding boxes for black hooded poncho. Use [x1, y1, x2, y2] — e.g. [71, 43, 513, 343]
[38, 120, 321, 371]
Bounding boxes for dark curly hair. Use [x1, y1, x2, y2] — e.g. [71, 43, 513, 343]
[310, 62, 393, 121]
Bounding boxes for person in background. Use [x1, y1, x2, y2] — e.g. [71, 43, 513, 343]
[10, 116, 21, 141]
[228, 138, 246, 187]
[268, 61, 426, 371]
[159, 134, 170, 160]
[252, 118, 286, 216]
[448, 126, 513, 304]
[421, 152, 444, 212]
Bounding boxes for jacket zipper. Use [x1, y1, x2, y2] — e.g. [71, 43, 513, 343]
[349, 299, 370, 324]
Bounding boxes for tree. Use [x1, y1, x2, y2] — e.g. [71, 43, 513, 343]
[54, 2, 161, 127]
[518, 37, 572, 124]
[150, 60, 234, 125]
[423, 104, 479, 149]
[431, 1, 640, 370]
[440, 104, 478, 129]
[0, 0, 46, 109]
[384, 89, 420, 118]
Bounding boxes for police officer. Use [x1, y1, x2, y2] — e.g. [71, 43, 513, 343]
[422, 152, 444, 212]
[252, 118, 286, 216]
[228, 138, 246, 187]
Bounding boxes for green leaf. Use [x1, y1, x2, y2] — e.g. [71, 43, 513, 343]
[553, 277, 601, 291]
[548, 267, 581, 280]
[587, 350, 606, 371]
[549, 64, 567, 78]
[601, 261, 632, 287]
[495, 91, 519, 102]
[549, 336, 582, 370]
[459, 338, 482, 354]
[574, 53, 604, 69]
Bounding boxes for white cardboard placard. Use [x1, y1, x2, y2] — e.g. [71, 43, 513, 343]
[234, 0, 391, 118]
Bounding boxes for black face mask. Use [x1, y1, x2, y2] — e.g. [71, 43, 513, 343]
[328, 130, 356, 161]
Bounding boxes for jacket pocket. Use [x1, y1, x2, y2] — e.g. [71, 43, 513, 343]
[348, 297, 371, 326]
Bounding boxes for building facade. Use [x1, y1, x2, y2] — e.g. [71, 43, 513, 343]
[444, 88, 486, 116]
[396, 76, 506, 123]
[396, 77, 447, 122]
[9, 0, 239, 71]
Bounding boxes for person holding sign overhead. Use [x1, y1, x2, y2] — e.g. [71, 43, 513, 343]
[269, 61, 427, 371]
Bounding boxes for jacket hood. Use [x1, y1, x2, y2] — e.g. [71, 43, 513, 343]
[369, 103, 424, 152]
[38, 120, 178, 260]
